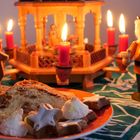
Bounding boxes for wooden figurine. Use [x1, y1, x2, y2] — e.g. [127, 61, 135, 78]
[0, 52, 9, 81]
[0, 48, 19, 81]
[48, 24, 60, 49]
[120, 16, 140, 101]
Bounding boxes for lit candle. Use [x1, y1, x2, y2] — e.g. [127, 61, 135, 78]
[107, 10, 115, 46]
[58, 23, 70, 66]
[5, 19, 14, 50]
[119, 14, 129, 52]
[135, 16, 140, 42]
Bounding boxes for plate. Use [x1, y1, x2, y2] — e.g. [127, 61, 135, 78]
[0, 88, 113, 140]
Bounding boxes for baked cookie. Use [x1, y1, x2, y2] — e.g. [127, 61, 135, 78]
[83, 95, 110, 110]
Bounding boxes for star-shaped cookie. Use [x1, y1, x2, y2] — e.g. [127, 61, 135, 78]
[27, 103, 62, 131]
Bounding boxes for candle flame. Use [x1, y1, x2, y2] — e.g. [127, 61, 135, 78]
[107, 10, 113, 27]
[61, 23, 68, 42]
[7, 19, 13, 32]
[119, 14, 125, 34]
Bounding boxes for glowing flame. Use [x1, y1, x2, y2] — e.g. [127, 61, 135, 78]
[119, 14, 125, 34]
[7, 19, 13, 32]
[61, 23, 68, 42]
[107, 10, 113, 27]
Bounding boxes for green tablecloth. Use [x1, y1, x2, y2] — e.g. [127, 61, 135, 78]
[2, 62, 140, 140]
[82, 63, 140, 140]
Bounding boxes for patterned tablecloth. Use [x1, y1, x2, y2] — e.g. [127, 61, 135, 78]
[81, 62, 140, 140]
[1, 62, 140, 140]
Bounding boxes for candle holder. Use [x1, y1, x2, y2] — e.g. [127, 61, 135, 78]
[4, 46, 16, 59]
[55, 65, 72, 85]
[115, 55, 127, 73]
[108, 44, 118, 56]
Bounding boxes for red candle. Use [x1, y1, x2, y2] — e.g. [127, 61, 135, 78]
[58, 23, 70, 66]
[119, 34, 128, 52]
[5, 19, 14, 50]
[119, 14, 128, 52]
[107, 27, 115, 46]
[107, 10, 115, 46]
[5, 32, 14, 49]
[58, 42, 70, 66]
